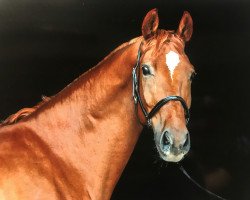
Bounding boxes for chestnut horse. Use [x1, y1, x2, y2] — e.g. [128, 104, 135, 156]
[0, 9, 194, 200]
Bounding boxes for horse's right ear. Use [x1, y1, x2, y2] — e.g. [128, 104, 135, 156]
[142, 8, 159, 40]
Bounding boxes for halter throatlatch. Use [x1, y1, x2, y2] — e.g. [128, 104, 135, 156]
[132, 43, 190, 127]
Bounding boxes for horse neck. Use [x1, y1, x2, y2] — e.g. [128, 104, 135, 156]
[27, 39, 143, 199]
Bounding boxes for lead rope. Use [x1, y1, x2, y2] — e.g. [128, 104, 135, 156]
[177, 163, 228, 200]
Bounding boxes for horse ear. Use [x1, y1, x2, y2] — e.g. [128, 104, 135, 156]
[176, 11, 193, 42]
[142, 8, 159, 40]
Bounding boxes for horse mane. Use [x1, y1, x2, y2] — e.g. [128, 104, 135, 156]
[0, 96, 51, 126]
[0, 32, 174, 127]
[0, 37, 143, 127]
[99, 36, 142, 64]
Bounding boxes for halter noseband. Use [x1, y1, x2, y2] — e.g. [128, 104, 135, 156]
[132, 43, 190, 127]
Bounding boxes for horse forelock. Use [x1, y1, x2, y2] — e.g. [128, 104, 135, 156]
[143, 30, 185, 55]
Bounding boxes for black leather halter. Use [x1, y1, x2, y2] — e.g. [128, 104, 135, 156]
[132, 43, 190, 127]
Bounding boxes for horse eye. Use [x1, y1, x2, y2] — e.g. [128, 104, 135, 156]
[142, 65, 151, 76]
[190, 72, 196, 81]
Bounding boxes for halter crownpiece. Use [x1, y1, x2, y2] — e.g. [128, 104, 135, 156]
[132, 43, 190, 127]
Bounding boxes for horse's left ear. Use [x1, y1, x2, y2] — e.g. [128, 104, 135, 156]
[176, 11, 193, 42]
[142, 8, 159, 40]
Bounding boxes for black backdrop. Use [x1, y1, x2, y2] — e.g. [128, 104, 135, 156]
[0, 0, 250, 199]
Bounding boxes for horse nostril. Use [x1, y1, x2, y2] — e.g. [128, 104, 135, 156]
[160, 131, 172, 152]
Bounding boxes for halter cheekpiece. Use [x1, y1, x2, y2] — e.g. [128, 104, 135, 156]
[132, 43, 190, 127]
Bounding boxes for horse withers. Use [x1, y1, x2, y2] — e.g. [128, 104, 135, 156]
[0, 9, 194, 200]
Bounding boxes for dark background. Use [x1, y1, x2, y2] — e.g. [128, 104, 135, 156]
[0, 0, 250, 199]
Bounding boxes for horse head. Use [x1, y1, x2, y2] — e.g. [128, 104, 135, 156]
[135, 9, 195, 162]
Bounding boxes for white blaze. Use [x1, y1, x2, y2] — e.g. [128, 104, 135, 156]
[166, 51, 180, 79]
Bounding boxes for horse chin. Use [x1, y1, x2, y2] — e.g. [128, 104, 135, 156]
[157, 149, 185, 162]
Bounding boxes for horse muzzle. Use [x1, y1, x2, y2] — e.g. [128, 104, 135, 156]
[156, 131, 190, 162]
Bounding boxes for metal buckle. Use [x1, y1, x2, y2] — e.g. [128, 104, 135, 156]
[147, 118, 152, 128]
[132, 68, 138, 104]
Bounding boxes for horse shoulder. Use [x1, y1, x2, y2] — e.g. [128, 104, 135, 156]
[0, 124, 89, 200]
